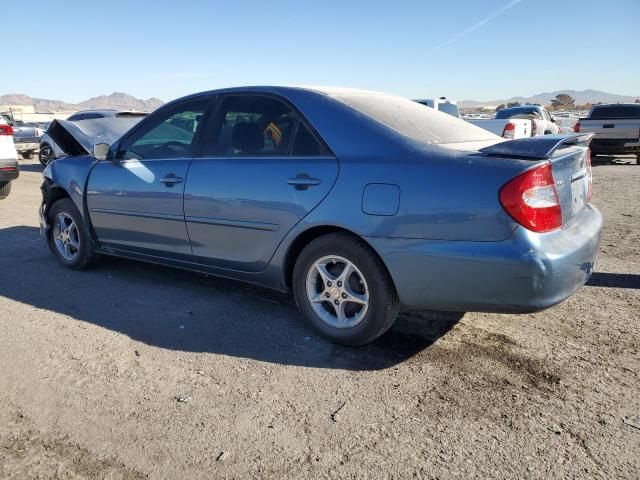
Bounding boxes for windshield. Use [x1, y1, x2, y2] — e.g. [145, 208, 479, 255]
[333, 93, 498, 145]
[589, 105, 640, 119]
[496, 107, 541, 119]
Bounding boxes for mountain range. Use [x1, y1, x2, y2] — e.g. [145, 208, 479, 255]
[459, 89, 640, 108]
[0, 92, 164, 113]
[2, 89, 638, 113]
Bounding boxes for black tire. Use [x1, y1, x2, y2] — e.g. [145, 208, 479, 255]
[21, 150, 33, 160]
[39, 143, 55, 166]
[0, 181, 10, 199]
[292, 233, 400, 346]
[47, 198, 98, 269]
[636, 153, 640, 165]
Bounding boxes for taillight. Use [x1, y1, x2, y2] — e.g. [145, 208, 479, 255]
[585, 148, 593, 203]
[531, 120, 537, 136]
[573, 121, 580, 133]
[0, 125, 14, 136]
[499, 163, 562, 233]
[502, 122, 516, 139]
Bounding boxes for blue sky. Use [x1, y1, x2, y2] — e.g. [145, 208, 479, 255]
[2, 0, 638, 102]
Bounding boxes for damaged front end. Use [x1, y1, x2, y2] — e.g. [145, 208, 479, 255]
[47, 115, 144, 159]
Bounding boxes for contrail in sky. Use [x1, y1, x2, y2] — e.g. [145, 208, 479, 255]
[416, 0, 523, 61]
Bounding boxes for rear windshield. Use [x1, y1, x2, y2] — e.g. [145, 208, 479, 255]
[589, 105, 640, 119]
[332, 93, 497, 145]
[495, 107, 541, 119]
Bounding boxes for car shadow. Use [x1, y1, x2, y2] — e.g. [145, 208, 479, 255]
[0, 226, 464, 371]
[587, 272, 640, 289]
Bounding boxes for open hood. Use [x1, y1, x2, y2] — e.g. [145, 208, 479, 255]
[47, 116, 144, 157]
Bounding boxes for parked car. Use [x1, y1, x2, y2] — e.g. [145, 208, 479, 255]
[413, 97, 460, 118]
[555, 116, 579, 134]
[574, 104, 640, 163]
[0, 117, 19, 199]
[467, 117, 532, 139]
[40, 86, 601, 346]
[495, 105, 560, 136]
[0, 113, 43, 159]
[39, 110, 148, 165]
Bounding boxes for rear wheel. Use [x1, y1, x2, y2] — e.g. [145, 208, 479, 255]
[0, 182, 10, 199]
[292, 233, 400, 346]
[47, 198, 98, 269]
[636, 153, 640, 165]
[39, 143, 55, 166]
[21, 150, 33, 160]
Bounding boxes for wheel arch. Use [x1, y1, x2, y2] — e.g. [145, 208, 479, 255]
[282, 225, 396, 292]
[42, 183, 71, 218]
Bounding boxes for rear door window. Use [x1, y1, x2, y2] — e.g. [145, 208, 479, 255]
[202, 95, 328, 157]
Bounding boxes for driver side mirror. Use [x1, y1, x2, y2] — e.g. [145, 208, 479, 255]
[92, 143, 110, 160]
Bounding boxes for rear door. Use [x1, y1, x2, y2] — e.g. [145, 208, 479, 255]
[184, 94, 338, 272]
[87, 96, 212, 256]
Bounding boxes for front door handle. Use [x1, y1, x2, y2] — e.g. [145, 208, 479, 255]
[287, 174, 321, 190]
[160, 174, 183, 186]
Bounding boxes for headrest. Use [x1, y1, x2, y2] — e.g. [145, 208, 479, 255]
[231, 122, 264, 154]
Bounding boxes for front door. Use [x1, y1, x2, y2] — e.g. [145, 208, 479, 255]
[184, 94, 338, 272]
[87, 96, 211, 257]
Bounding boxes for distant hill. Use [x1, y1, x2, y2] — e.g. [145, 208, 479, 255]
[460, 89, 640, 108]
[0, 92, 164, 113]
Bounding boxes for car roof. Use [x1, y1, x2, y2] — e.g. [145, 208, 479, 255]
[178, 85, 391, 100]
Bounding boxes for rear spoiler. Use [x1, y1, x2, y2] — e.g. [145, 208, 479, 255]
[479, 133, 594, 160]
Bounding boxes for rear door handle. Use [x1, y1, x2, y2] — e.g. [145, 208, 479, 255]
[160, 174, 183, 186]
[287, 174, 321, 190]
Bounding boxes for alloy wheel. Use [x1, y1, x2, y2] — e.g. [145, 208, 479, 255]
[305, 255, 370, 328]
[53, 212, 80, 261]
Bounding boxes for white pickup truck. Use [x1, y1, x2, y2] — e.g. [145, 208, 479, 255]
[470, 105, 560, 139]
[575, 104, 640, 163]
[495, 105, 560, 136]
[467, 117, 531, 139]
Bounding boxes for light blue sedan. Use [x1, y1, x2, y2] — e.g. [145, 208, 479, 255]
[40, 86, 602, 345]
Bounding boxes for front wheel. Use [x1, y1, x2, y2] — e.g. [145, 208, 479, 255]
[21, 150, 33, 159]
[293, 233, 400, 346]
[47, 198, 98, 269]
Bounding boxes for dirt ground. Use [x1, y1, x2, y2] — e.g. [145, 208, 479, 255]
[0, 155, 638, 479]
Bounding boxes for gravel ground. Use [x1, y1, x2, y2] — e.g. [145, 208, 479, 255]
[0, 155, 638, 479]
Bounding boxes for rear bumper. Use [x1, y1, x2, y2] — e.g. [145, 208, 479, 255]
[590, 138, 640, 154]
[367, 205, 602, 313]
[0, 158, 20, 182]
[14, 142, 39, 152]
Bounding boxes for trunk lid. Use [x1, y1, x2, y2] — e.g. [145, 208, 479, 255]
[480, 134, 593, 226]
